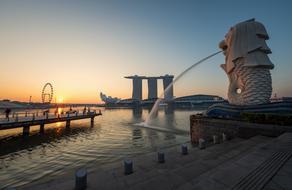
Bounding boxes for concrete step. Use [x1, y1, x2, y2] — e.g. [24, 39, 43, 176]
[232, 151, 292, 190]
[126, 136, 273, 190]
[233, 133, 292, 190]
[185, 133, 292, 190]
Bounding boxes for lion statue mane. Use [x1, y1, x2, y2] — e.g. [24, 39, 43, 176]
[219, 19, 274, 105]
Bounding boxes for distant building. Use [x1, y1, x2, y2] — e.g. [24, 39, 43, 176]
[100, 92, 121, 104]
[125, 75, 174, 101]
[100, 74, 225, 108]
[174, 94, 226, 108]
[100, 92, 225, 108]
[270, 96, 292, 103]
[175, 94, 223, 101]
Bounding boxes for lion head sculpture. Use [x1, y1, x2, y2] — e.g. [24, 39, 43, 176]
[219, 19, 274, 105]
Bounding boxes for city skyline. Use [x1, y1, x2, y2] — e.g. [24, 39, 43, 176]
[1, 0, 292, 103]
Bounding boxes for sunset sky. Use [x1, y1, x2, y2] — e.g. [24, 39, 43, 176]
[0, 0, 291, 103]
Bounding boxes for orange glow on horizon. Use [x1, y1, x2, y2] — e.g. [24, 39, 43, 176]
[57, 97, 64, 103]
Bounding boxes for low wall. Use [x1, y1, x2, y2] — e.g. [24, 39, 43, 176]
[190, 115, 292, 144]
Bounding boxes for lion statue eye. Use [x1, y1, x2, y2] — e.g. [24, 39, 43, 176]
[236, 88, 242, 94]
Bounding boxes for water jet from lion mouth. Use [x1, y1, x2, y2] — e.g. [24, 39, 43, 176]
[133, 121, 189, 135]
[138, 50, 223, 126]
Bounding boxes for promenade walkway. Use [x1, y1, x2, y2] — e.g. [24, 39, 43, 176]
[0, 109, 102, 136]
[18, 133, 292, 190]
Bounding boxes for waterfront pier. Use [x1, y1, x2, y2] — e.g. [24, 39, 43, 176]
[0, 109, 102, 136]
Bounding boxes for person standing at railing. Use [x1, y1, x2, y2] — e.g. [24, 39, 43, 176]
[5, 108, 11, 121]
[43, 109, 49, 117]
[83, 106, 87, 115]
[54, 107, 59, 116]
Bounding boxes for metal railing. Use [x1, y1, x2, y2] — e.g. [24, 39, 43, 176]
[0, 108, 101, 123]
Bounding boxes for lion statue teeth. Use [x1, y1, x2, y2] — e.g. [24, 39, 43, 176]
[219, 19, 274, 106]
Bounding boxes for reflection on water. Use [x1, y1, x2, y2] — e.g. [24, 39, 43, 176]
[0, 107, 201, 189]
[132, 107, 143, 117]
[57, 107, 62, 115]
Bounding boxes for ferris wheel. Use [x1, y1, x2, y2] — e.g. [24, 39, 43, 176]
[42, 83, 54, 103]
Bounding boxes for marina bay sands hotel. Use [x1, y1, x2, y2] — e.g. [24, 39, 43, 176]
[125, 74, 174, 101]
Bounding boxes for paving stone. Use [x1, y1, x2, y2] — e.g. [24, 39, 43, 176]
[173, 161, 210, 181]
[233, 151, 270, 170]
[176, 182, 194, 190]
[264, 180, 285, 190]
[122, 168, 161, 187]
[131, 173, 187, 190]
[87, 170, 126, 189]
[209, 162, 250, 187]
[191, 178, 229, 190]
[268, 174, 292, 190]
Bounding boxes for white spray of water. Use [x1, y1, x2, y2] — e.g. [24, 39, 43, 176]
[144, 50, 222, 125]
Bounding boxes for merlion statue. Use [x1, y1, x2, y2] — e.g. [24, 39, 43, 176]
[219, 19, 274, 105]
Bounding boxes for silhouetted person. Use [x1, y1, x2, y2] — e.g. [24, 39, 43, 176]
[43, 109, 49, 116]
[5, 108, 11, 121]
[83, 106, 87, 114]
[55, 107, 59, 115]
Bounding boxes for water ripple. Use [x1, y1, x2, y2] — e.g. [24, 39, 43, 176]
[0, 108, 196, 189]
